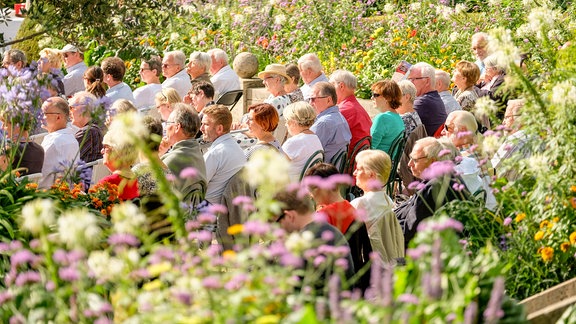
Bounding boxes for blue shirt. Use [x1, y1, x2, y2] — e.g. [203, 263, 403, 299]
[106, 82, 135, 104]
[310, 105, 351, 163]
[300, 73, 329, 100]
[371, 111, 405, 154]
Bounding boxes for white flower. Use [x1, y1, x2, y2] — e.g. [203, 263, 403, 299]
[285, 231, 313, 254]
[106, 111, 148, 147]
[243, 7, 256, 15]
[488, 0, 501, 6]
[481, 133, 502, 156]
[110, 202, 147, 235]
[233, 14, 244, 24]
[21, 199, 56, 234]
[454, 4, 466, 14]
[169, 33, 180, 42]
[384, 3, 395, 14]
[449, 32, 460, 43]
[551, 81, 576, 106]
[409, 2, 421, 11]
[244, 149, 290, 190]
[57, 209, 101, 250]
[275, 14, 287, 26]
[527, 154, 549, 176]
[488, 29, 520, 68]
[474, 96, 500, 120]
[88, 251, 126, 281]
[216, 6, 227, 18]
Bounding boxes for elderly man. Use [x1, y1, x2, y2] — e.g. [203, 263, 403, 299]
[491, 99, 530, 181]
[101, 57, 134, 104]
[298, 53, 329, 100]
[394, 137, 468, 248]
[2, 49, 27, 71]
[39, 97, 79, 188]
[309, 82, 351, 163]
[187, 51, 213, 85]
[161, 103, 207, 203]
[68, 91, 103, 163]
[162, 50, 192, 99]
[435, 70, 461, 115]
[59, 44, 87, 97]
[0, 117, 44, 176]
[207, 48, 241, 99]
[408, 62, 447, 136]
[442, 110, 496, 209]
[471, 32, 490, 78]
[200, 104, 246, 205]
[329, 70, 372, 152]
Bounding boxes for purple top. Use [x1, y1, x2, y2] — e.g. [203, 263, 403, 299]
[413, 90, 447, 136]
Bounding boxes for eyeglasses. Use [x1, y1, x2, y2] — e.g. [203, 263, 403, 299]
[162, 63, 177, 68]
[275, 211, 287, 223]
[409, 155, 428, 162]
[407, 76, 428, 81]
[165, 121, 178, 125]
[42, 112, 62, 116]
[139, 67, 152, 72]
[444, 124, 455, 132]
[63, 53, 74, 58]
[371, 93, 382, 98]
[307, 96, 329, 103]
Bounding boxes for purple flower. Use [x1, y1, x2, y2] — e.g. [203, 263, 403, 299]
[225, 273, 249, 290]
[186, 220, 201, 231]
[206, 204, 227, 215]
[108, 233, 140, 247]
[503, 217, 512, 226]
[10, 249, 37, 268]
[59, 266, 81, 282]
[202, 276, 221, 289]
[242, 220, 271, 235]
[313, 255, 327, 267]
[397, 293, 419, 304]
[321, 230, 334, 241]
[313, 211, 329, 223]
[173, 291, 192, 305]
[188, 230, 213, 242]
[366, 179, 383, 191]
[197, 213, 216, 224]
[280, 253, 303, 268]
[15, 271, 41, 286]
[421, 160, 455, 180]
[408, 181, 426, 191]
[94, 317, 113, 324]
[179, 167, 198, 179]
[0, 291, 13, 305]
[406, 245, 429, 260]
[334, 258, 349, 270]
[232, 195, 253, 205]
[45, 281, 56, 291]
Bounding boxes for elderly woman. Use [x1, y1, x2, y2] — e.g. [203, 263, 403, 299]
[99, 117, 139, 200]
[480, 54, 508, 120]
[83, 66, 107, 98]
[105, 99, 137, 128]
[258, 64, 292, 117]
[351, 149, 404, 264]
[154, 87, 181, 122]
[243, 103, 284, 160]
[397, 80, 423, 136]
[68, 91, 103, 163]
[38, 48, 65, 96]
[285, 63, 304, 103]
[186, 51, 212, 84]
[452, 60, 481, 111]
[282, 101, 323, 182]
[370, 80, 405, 154]
[133, 55, 163, 112]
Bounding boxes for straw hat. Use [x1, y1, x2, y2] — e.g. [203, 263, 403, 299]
[257, 63, 290, 81]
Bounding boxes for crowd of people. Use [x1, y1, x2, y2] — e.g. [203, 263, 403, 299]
[1, 31, 532, 290]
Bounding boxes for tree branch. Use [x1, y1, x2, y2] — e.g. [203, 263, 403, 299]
[0, 29, 47, 47]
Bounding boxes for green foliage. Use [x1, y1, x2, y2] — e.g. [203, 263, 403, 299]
[11, 16, 44, 61]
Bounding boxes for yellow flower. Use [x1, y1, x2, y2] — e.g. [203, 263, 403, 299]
[570, 232, 576, 244]
[227, 224, 244, 236]
[222, 250, 236, 259]
[561, 242, 570, 252]
[142, 279, 162, 291]
[553, 217, 560, 223]
[255, 315, 280, 324]
[541, 247, 554, 262]
[534, 231, 545, 241]
[570, 185, 576, 192]
[515, 213, 526, 223]
[540, 220, 549, 229]
[147, 261, 172, 277]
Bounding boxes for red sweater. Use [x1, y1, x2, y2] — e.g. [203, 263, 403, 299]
[98, 173, 139, 200]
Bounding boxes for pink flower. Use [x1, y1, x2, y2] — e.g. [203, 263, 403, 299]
[397, 293, 419, 304]
[202, 276, 221, 289]
[59, 266, 81, 282]
[179, 167, 198, 179]
[503, 217, 512, 226]
[421, 160, 455, 180]
[197, 213, 216, 224]
[15, 271, 41, 286]
[232, 195, 253, 205]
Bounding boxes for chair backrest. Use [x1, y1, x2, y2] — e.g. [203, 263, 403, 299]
[330, 147, 348, 174]
[299, 150, 324, 181]
[90, 159, 112, 186]
[273, 116, 289, 145]
[386, 131, 407, 197]
[216, 90, 244, 111]
[398, 124, 427, 195]
[345, 136, 371, 176]
[30, 133, 47, 146]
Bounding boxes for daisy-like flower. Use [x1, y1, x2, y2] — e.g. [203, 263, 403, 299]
[110, 202, 147, 235]
[57, 209, 101, 250]
[106, 111, 148, 148]
[21, 199, 56, 235]
[244, 149, 290, 191]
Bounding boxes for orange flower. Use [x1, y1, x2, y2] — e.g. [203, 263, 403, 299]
[534, 231, 545, 241]
[561, 242, 570, 252]
[570, 232, 576, 245]
[540, 247, 554, 262]
[570, 185, 576, 193]
[539, 220, 549, 229]
[515, 213, 526, 222]
[571, 197, 576, 209]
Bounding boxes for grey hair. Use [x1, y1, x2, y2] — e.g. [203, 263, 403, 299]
[297, 53, 323, 73]
[472, 32, 489, 44]
[435, 70, 451, 89]
[329, 69, 357, 89]
[415, 137, 443, 161]
[4, 49, 27, 66]
[170, 103, 200, 137]
[283, 101, 317, 127]
[207, 48, 229, 66]
[164, 50, 186, 69]
[189, 51, 212, 73]
[69, 91, 99, 114]
[398, 80, 417, 103]
[411, 62, 436, 85]
[483, 53, 507, 74]
[450, 110, 478, 133]
[436, 138, 460, 161]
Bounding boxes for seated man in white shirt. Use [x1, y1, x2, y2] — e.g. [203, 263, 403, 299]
[39, 97, 79, 188]
[298, 53, 329, 100]
[207, 48, 241, 99]
[101, 57, 135, 105]
[200, 104, 246, 205]
[161, 50, 192, 99]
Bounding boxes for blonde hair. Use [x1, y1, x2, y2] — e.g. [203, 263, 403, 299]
[39, 48, 63, 69]
[355, 149, 392, 184]
[102, 119, 139, 167]
[155, 87, 181, 105]
[283, 101, 317, 127]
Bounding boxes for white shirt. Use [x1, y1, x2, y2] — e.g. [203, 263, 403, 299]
[133, 83, 163, 112]
[282, 132, 323, 182]
[204, 133, 246, 204]
[106, 82, 135, 104]
[63, 62, 87, 97]
[210, 65, 241, 99]
[40, 127, 79, 188]
[162, 69, 192, 99]
[455, 156, 497, 211]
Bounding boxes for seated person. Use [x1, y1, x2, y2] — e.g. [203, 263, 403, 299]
[282, 101, 323, 182]
[305, 163, 372, 292]
[274, 189, 355, 293]
[0, 117, 44, 176]
[184, 81, 215, 114]
[370, 79, 405, 154]
[68, 91, 103, 163]
[133, 55, 163, 112]
[243, 103, 284, 160]
[350, 150, 404, 265]
[99, 117, 139, 200]
[394, 137, 469, 248]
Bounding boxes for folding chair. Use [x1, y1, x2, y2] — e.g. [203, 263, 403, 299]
[330, 147, 348, 174]
[299, 150, 324, 181]
[385, 131, 407, 197]
[216, 90, 244, 111]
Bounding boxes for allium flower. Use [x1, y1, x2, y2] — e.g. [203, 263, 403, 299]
[59, 266, 81, 282]
[397, 293, 419, 304]
[20, 199, 56, 234]
[88, 251, 125, 281]
[57, 209, 101, 250]
[108, 233, 140, 247]
[179, 167, 198, 179]
[110, 202, 147, 235]
[487, 29, 520, 68]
